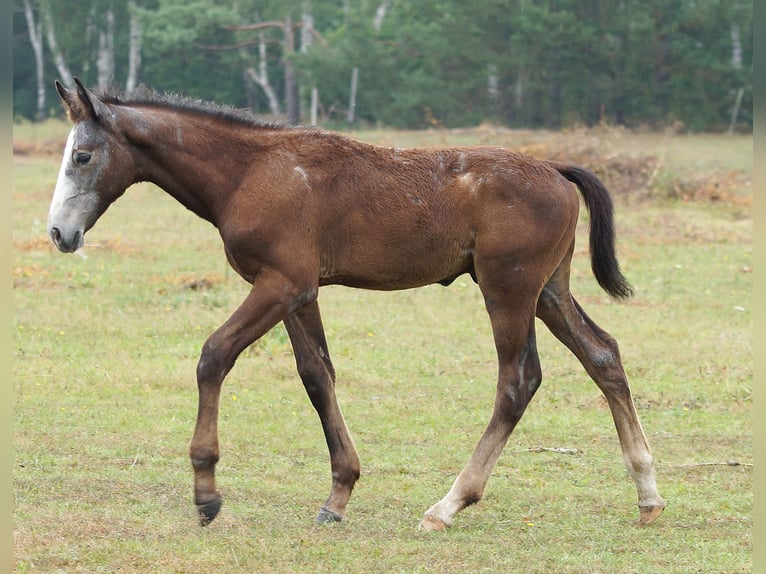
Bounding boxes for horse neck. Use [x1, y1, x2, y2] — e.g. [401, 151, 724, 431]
[124, 107, 259, 225]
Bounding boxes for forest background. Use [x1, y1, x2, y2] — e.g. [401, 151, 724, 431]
[13, 0, 753, 132]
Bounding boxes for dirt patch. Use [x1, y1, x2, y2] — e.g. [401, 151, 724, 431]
[14, 237, 55, 253]
[13, 139, 66, 158]
[150, 273, 224, 293]
[13, 237, 137, 254]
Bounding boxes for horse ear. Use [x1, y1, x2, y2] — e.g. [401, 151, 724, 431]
[55, 80, 79, 123]
[73, 77, 111, 123]
[55, 77, 111, 123]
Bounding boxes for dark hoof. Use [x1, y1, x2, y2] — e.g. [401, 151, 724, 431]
[316, 507, 343, 525]
[197, 498, 222, 526]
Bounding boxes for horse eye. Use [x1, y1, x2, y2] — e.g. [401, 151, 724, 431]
[73, 151, 92, 167]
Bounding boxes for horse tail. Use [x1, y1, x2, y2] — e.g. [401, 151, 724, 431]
[552, 163, 633, 299]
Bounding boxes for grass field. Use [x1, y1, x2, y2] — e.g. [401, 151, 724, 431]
[13, 122, 752, 573]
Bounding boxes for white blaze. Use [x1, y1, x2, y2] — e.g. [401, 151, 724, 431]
[47, 128, 77, 230]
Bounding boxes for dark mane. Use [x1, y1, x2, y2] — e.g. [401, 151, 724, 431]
[97, 84, 290, 130]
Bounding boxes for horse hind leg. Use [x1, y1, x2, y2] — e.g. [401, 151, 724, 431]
[536, 266, 665, 524]
[421, 285, 542, 531]
[283, 300, 361, 524]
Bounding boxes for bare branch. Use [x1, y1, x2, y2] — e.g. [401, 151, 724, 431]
[225, 19, 328, 47]
[225, 20, 287, 32]
[525, 447, 580, 455]
[196, 39, 279, 51]
[673, 461, 752, 468]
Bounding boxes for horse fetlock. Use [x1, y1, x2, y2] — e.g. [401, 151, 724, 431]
[332, 465, 360, 486]
[190, 453, 219, 470]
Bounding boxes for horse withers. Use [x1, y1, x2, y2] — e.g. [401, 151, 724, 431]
[47, 78, 665, 530]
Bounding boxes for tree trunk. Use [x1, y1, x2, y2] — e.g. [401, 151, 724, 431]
[487, 63, 499, 111]
[373, 1, 391, 31]
[727, 22, 743, 134]
[125, 0, 143, 94]
[22, 0, 46, 120]
[283, 15, 300, 125]
[82, 5, 96, 77]
[242, 32, 281, 117]
[346, 67, 358, 124]
[96, 4, 116, 90]
[40, 0, 75, 91]
[310, 86, 318, 126]
[301, 2, 314, 53]
[730, 23, 743, 70]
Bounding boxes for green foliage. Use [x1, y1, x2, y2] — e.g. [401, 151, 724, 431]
[12, 0, 753, 130]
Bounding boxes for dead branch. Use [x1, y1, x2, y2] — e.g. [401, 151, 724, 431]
[674, 460, 752, 468]
[526, 447, 580, 455]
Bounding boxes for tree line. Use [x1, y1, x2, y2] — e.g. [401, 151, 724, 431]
[13, 0, 752, 132]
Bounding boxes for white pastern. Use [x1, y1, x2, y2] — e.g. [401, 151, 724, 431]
[622, 451, 663, 507]
[423, 483, 468, 527]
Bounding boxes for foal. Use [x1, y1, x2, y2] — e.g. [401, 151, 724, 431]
[48, 78, 665, 530]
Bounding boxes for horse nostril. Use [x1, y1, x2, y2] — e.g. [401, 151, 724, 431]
[50, 227, 62, 245]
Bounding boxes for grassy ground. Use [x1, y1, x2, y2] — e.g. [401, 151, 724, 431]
[13, 123, 751, 573]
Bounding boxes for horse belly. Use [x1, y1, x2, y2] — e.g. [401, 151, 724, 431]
[319, 227, 474, 291]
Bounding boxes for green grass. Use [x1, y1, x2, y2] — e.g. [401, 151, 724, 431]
[13, 124, 751, 573]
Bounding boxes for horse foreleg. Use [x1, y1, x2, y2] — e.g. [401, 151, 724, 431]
[283, 300, 360, 524]
[190, 272, 295, 526]
[537, 278, 665, 525]
[421, 295, 541, 531]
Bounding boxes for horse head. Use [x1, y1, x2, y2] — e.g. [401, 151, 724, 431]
[48, 78, 133, 253]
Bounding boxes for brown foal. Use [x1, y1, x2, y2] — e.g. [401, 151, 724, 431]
[48, 78, 665, 530]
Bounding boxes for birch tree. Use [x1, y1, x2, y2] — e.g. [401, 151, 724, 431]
[39, 2, 75, 91]
[21, 0, 46, 119]
[126, 0, 143, 94]
[227, 13, 318, 124]
[96, 3, 115, 90]
[242, 33, 281, 117]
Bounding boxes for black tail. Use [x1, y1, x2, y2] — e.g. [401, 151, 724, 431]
[553, 164, 633, 299]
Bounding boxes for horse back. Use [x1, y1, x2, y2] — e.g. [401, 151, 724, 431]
[300, 140, 578, 290]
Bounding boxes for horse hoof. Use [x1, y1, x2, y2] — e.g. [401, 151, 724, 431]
[639, 505, 665, 525]
[418, 514, 449, 532]
[316, 507, 343, 525]
[197, 497, 222, 526]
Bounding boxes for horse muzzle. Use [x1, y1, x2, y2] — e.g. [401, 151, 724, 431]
[49, 224, 84, 254]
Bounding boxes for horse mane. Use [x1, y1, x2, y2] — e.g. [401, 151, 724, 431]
[97, 84, 291, 130]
